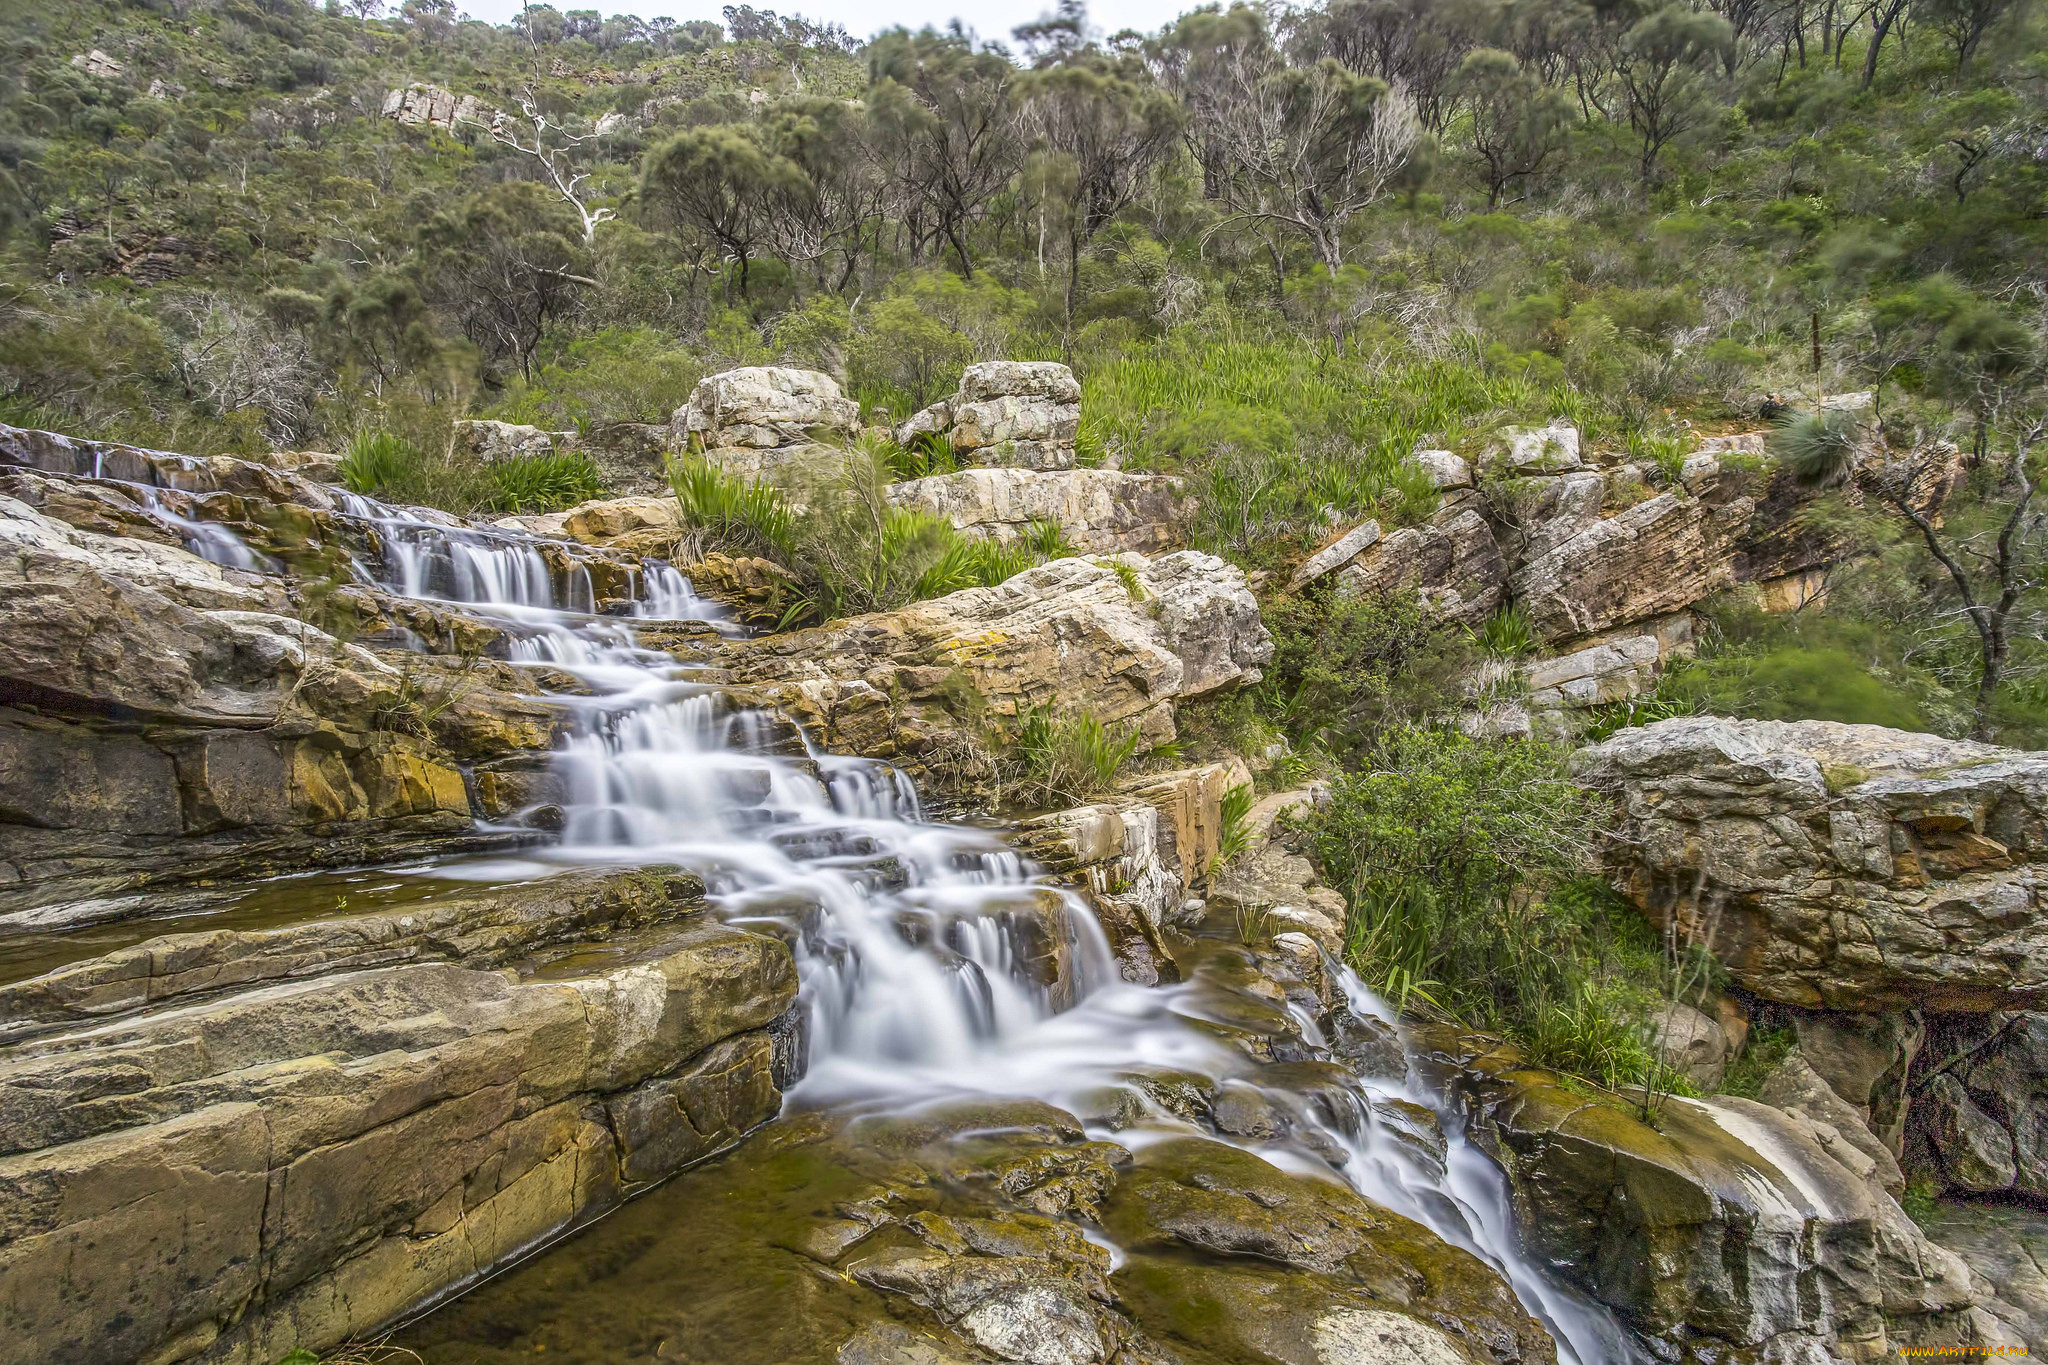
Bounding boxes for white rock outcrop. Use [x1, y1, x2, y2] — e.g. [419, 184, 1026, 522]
[673, 366, 861, 482]
[890, 466, 1188, 555]
[896, 361, 1083, 471]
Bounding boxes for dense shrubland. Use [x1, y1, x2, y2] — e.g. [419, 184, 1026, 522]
[6, 0, 2048, 1088]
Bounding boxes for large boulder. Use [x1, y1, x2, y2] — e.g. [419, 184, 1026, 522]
[673, 366, 861, 481]
[896, 362, 1083, 471]
[889, 467, 1188, 555]
[700, 553, 1272, 795]
[1423, 1028, 1985, 1362]
[1573, 717, 2048, 1011]
[0, 870, 797, 1365]
[454, 418, 565, 463]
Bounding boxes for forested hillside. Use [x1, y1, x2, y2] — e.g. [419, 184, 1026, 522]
[7, 0, 2047, 744]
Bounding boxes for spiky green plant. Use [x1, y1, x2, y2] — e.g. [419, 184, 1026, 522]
[1014, 706, 1144, 806]
[1772, 409, 1863, 488]
[1473, 606, 1535, 659]
[487, 451, 603, 513]
[339, 431, 418, 496]
[666, 454, 800, 561]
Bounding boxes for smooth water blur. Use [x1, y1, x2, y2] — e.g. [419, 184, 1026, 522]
[353, 510, 1637, 1365]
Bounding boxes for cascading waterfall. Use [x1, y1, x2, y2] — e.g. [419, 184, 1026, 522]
[351, 511, 1639, 1365]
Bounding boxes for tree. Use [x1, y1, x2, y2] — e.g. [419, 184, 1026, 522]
[639, 124, 804, 300]
[1915, 0, 2022, 72]
[421, 182, 591, 381]
[1018, 57, 1183, 332]
[1790, 299, 2045, 738]
[1450, 48, 1572, 206]
[866, 28, 1021, 276]
[759, 98, 883, 293]
[1148, 4, 1272, 200]
[1206, 54, 1424, 277]
[1613, 4, 1732, 184]
[463, 88, 618, 243]
[1309, 0, 1493, 132]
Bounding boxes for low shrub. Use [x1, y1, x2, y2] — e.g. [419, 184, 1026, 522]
[667, 440, 1073, 625]
[1296, 725, 1682, 1097]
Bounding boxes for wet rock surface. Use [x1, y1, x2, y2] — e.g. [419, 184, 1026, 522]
[397, 919, 1561, 1365]
[1420, 1027, 1986, 1363]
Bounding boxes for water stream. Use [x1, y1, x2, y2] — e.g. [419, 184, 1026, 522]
[313, 508, 1641, 1364]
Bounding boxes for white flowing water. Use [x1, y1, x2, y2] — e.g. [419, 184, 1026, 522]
[351, 513, 1640, 1365]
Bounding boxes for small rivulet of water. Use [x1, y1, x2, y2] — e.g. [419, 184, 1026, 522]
[346, 511, 1640, 1365]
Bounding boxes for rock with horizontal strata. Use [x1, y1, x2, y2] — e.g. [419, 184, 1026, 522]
[896, 362, 1083, 471]
[0, 868, 797, 1365]
[889, 467, 1189, 555]
[673, 366, 861, 482]
[699, 553, 1271, 797]
[1333, 509, 1507, 627]
[1572, 716, 2048, 1011]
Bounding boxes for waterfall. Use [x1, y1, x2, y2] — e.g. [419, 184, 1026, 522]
[353, 513, 1639, 1365]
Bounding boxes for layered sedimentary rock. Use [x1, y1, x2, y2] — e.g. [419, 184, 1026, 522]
[897, 361, 1084, 471]
[0, 426, 686, 913]
[695, 552, 1272, 796]
[889, 466, 1189, 555]
[1287, 424, 1918, 721]
[397, 905, 1561, 1365]
[0, 868, 798, 1365]
[1572, 717, 2048, 1010]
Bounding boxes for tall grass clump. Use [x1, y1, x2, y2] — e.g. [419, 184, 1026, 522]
[486, 451, 603, 513]
[667, 440, 1073, 626]
[339, 431, 418, 496]
[1012, 705, 1143, 807]
[1772, 409, 1862, 489]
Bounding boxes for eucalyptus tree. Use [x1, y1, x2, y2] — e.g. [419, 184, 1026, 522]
[866, 27, 1022, 275]
[1018, 53, 1183, 330]
[1450, 47, 1572, 206]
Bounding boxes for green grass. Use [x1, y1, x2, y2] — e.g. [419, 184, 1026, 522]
[339, 431, 418, 496]
[667, 447, 1074, 625]
[1717, 1025, 1795, 1099]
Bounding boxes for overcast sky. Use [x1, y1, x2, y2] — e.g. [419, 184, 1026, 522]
[457, 0, 1200, 46]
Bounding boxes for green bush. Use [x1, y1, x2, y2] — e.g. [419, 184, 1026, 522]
[339, 430, 417, 495]
[668, 441, 1072, 625]
[1296, 726, 1679, 1095]
[486, 451, 604, 513]
[1253, 591, 1472, 755]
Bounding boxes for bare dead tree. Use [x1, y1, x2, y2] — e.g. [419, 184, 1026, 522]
[463, 89, 616, 243]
